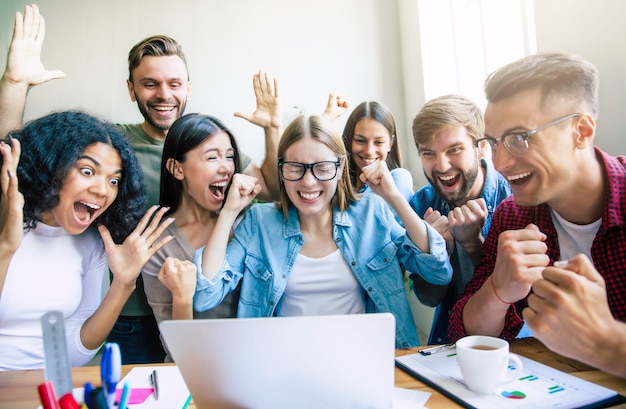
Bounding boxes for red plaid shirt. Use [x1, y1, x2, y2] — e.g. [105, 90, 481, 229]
[449, 148, 626, 341]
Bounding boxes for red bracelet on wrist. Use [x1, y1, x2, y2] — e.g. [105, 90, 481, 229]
[490, 275, 514, 305]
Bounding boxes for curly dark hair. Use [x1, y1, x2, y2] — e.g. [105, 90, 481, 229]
[4, 110, 147, 243]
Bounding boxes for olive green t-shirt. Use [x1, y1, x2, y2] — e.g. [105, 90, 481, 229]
[115, 123, 252, 316]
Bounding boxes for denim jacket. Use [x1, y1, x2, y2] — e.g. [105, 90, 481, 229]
[409, 159, 512, 344]
[193, 193, 452, 348]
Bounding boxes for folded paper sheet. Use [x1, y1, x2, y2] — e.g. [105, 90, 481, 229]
[117, 366, 191, 409]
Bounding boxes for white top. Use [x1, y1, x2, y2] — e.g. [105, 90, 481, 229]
[0, 223, 107, 371]
[550, 208, 602, 261]
[276, 249, 366, 316]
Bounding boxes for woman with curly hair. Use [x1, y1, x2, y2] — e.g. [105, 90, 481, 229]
[0, 110, 174, 371]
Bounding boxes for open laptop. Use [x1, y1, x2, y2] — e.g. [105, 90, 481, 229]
[159, 313, 396, 409]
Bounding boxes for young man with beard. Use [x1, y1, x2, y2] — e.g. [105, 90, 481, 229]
[447, 52, 626, 373]
[409, 94, 511, 344]
[0, 5, 281, 363]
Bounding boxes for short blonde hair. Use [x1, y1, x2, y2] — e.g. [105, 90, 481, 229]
[412, 94, 484, 149]
[484, 52, 599, 119]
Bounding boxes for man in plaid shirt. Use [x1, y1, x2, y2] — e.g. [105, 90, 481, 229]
[448, 52, 626, 379]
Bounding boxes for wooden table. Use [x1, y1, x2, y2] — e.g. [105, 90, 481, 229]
[1, 338, 624, 408]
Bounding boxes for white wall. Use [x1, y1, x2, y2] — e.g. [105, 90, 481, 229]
[533, 0, 626, 156]
[2, 0, 622, 185]
[0, 0, 409, 170]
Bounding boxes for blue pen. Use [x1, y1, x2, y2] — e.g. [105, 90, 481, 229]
[117, 383, 130, 409]
[83, 382, 94, 409]
[100, 343, 121, 409]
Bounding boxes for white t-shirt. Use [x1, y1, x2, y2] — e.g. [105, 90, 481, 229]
[0, 223, 107, 371]
[518, 211, 602, 340]
[550, 208, 602, 261]
[276, 249, 366, 316]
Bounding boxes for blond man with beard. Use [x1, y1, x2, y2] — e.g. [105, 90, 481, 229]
[409, 94, 511, 344]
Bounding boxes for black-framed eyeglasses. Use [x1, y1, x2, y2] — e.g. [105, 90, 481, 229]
[473, 113, 581, 157]
[278, 159, 342, 181]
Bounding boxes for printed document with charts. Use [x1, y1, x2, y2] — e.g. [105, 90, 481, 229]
[395, 347, 626, 409]
[117, 366, 191, 408]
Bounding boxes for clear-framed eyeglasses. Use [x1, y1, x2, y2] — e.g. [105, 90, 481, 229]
[473, 113, 581, 157]
[278, 159, 342, 181]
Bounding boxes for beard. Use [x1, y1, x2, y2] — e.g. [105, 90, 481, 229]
[135, 93, 186, 132]
[426, 160, 480, 208]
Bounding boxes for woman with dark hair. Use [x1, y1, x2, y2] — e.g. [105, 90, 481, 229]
[0, 110, 173, 370]
[141, 74, 281, 359]
[141, 114, 245, 357]
[17, 110, 149, 242]
[324, 95, 414, 201]
[158, 114, 243, 214]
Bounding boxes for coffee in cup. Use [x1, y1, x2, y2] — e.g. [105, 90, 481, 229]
[456, 335, 523, 394]
[469, 345, 498, 351]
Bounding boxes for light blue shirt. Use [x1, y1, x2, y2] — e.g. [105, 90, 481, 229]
[409, 159, 513, 344]
[193, 194, 452, 348]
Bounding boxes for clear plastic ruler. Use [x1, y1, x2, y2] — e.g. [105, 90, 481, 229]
[41, 310, 73, 396]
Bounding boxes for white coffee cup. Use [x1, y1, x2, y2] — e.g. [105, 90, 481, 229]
[456, 335, 523, 394]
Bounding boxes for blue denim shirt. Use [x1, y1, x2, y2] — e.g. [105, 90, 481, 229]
[409, 159, 512, 344]
[193, 193, 452, 348]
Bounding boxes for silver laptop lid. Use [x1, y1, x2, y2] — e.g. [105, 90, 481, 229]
[159, 313, 396, 409]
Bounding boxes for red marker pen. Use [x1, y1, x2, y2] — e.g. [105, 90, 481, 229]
[59, 393, 81, 409]
[38, 381, 61, 409]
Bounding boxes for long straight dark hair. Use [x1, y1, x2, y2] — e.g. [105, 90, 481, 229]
[159, 113, 241, 216]
[342, 101, 403, 188]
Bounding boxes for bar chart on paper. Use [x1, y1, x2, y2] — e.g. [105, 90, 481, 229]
[395, 347, 621, 409]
